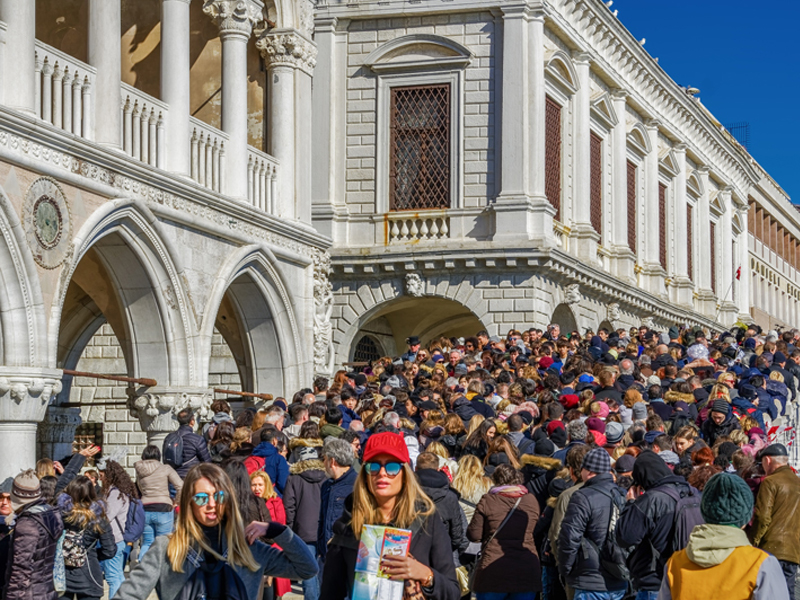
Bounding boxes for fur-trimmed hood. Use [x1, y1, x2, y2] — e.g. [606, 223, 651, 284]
[288, 437, 324, 451]
[289, 458, 326, 475]
[664, 391, 696, 404]
[520, 455, 562, 471]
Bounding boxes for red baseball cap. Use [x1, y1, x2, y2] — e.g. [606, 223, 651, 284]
[362, 432, 410, 464]
[546, 420, 565, 436]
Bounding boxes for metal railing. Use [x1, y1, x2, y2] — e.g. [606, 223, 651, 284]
[34, 40, 96, 140]
[120, 83, 167, 168]
[190, 117, 228, 194]
[247, 146, 278, 213]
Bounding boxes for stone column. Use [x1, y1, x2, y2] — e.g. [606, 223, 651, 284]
[257, 29, 317, 221]
[639, 119, 664, 294]
[0, 0, 36, 114]
[695, 166, 715, 316]
[494, 3, 555, 244]
[672, 143, 693, 306]
[718, 187, 738, 325]
[608, 89, 635, 281]
[0, 367, 63, 481]
[204, 0, 260, 200]
[129, 386, 214, 449]
[162, 0, 192, 175]
[88, 0, 121, 147]
[37, 406, 82, 463]
[570, 51, 598, 262]
[737, 209, 752, 321]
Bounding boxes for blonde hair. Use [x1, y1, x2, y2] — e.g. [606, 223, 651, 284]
[36, 458, 55, 479]
[231, 427, 252, 452]
[466, 414, 485, 437]
[350, 463, 434, 538]
[452, 455, 491, 505]
[624, 389, 642, 409]
[167, 463, 260, 573]
[709, 384, 731, 402]
[769, 371, 785, 383]
[249, 471, 278, 500]
[426, 441, 450, 460]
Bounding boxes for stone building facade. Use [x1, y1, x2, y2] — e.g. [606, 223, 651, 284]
[310, 0, 798, 366]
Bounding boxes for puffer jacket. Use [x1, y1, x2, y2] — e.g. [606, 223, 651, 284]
[321, 495, 459, 600]
[4, 499, 64, 600]
[56, 494, 118, 597]
[416, 469, 469, 553]
[750, 464, 800, 563]
[316, 467, 357, 559]
[287, 437, 323, 465]
[700, 411, 740, 446]
[520, 455, 564, 510]
[244, 441, 289, 495]
[557, 473, 628, 592]
[171, 424, 212, 478]
[284, 458, 327, 544]
[135, 459, 183, 506]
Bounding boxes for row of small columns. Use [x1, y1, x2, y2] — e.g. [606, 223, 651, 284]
[0, 0, 317, 220]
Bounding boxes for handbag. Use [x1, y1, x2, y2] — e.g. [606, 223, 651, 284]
[468, 497, 522, 591]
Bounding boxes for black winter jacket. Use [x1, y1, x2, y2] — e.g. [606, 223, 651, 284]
[700, 411, 740, 446]
[520, 455, 563, 511]
[320, 495, 459, 600]
[171, 425, 212, 478]
[4, 500, 64, 600]
[284, 459, 327, 544]
[557, 473, 627, 592]
[416, 469, 469, 553]
[316, 467, 357, 559]
[616, 475, 693, 591]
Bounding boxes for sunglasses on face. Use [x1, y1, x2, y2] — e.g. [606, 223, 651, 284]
[364, 461, 403, 477]
[192, 491, 227, 506]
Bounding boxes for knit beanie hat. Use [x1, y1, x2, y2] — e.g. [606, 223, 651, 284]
[10, 470, 41, 513]
[701, 472, 753, 528]
[585, 417, 606, 434]
[632, 402, 648, 421]
[604, 421, 625, 444]
[711, 398, 730, 415]
[549, 427, 567, 448]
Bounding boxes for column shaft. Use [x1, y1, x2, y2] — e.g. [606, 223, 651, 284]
[269, 65, 296, 218]
[0, 0, 36, 114]
[220, 32, 249, 198]
[88, 0, 121, 147]
[528, 14, 546, 199]
[644, 121, 660, 267]
[161, 0, 192, 174]
[498, 7, 528, 197]
[572, 53, 591, 227]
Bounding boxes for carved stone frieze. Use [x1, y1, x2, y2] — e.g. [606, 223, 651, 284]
[0, 367, 64, 422]
[256, 29, 318, 76]
[128, 386, 214, 437]
[313, 250, 334, 377]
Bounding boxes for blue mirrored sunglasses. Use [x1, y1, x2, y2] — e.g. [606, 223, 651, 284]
[192, 490, 227, 506]
[364, 461, 402, 477]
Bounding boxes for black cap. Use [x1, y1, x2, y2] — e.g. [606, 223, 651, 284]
[614, 454, 636, 474]
[418, 400, 439, 411]
[757, 443, 789, 460]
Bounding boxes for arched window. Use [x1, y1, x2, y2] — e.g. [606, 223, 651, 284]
[353, 335, 381, 367]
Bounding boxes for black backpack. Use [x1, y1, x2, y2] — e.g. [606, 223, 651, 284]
[650, 484, 704, 564]
[176, 557, 249, 600]
[163, 429, 185, 469]
[582, 487, 631, 582]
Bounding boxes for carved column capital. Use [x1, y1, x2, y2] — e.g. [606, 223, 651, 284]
[203, 0, 261, 39]
[0, 367, 63, 422]
[256, 28, 318, 76]
[128, 386, 214, 437]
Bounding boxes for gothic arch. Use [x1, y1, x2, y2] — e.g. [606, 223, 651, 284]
[51, 199, 195, 387]
[0, 184, 47, 367]
[551, 303, 579, 334]
[201, 245, 305, 396]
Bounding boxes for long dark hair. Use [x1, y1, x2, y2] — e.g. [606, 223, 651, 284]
[64, 475, 106, 532]
[211, 421, 236, 447]
[463, 419, 496, 454]
[102, 460, 139, 500]
[221, 459, 263, 526]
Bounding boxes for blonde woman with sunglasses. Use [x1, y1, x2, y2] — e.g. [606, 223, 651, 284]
[114, 463, 317, 600]
[320, 432, 460, 600]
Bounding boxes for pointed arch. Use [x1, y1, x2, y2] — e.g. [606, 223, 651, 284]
[201, 245, 304, 396]
[50, 199, 195, 385]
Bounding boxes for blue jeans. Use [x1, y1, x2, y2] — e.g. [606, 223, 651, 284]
[476, 593, 538, 600]
[101, 540, 126, 599]
[301, 542, 321, 600]
[140, 510, 174, 558]
[573, 590, 626, 600]
[635, 592, 659, 600]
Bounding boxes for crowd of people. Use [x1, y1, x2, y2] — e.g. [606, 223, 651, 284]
[1, 322, 800, 600]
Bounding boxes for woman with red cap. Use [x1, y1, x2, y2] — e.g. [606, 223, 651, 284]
[320, 431, 460, 600]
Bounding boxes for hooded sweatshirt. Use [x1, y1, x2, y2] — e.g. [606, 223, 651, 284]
[658, 524, 789, 600]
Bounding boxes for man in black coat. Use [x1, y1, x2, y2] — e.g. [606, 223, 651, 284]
[415, 453, 469, 554]
[0, 478, 12, 593]
[168, 408, 212, 479]
[558, 448, 628, 597]
[616, 451, 698, 595]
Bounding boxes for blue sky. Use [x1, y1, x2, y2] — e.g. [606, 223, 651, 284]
[611, 1, 799, 201]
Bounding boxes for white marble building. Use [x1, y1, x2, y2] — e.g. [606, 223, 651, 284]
[310, 0, 798, 366]
[0, 0, 325, 480]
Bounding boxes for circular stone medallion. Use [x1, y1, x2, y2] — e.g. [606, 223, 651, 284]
[24, 177, 71, 268]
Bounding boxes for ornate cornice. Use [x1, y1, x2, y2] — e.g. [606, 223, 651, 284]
[256, 29, 318, 76]
[203, 0, 261, 38]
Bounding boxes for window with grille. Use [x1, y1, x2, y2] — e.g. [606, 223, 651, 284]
[353, 335, 381, 367]
[710, 221, 717, 294]
[658, 183, 667, 270]
[389, 84, 451, 211]
[73, 422, 103, 466]
[626, 161, 637, 253]
[545, 96, 562, 220]
[687, 203, 694, 281]
[590, 132, 602, 236]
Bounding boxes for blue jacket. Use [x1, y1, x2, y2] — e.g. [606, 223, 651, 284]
[245, 442, 289, 496]
[339, 406, 360, 431]
[316, 467, 358, 559]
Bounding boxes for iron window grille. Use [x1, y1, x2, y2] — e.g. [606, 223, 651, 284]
[545, 96, 562, 220]
[626, 160, 637, 253]
[687, 203, 694, 281]
[658, 183, 667, 270]
[590, 132, 603, 236]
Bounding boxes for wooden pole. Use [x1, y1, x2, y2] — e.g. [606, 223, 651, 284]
[62, 369, 157, 387]
[213, 388, 273, 402]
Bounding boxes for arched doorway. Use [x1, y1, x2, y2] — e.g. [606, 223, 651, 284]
[348, 296, 486, 362]
[551, 303, 579, 335]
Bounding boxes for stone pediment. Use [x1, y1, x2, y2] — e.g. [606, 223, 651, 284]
[364, 34, 472, 73]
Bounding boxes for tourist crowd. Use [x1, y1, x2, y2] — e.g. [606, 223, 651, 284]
[1, 322, 800, 600]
